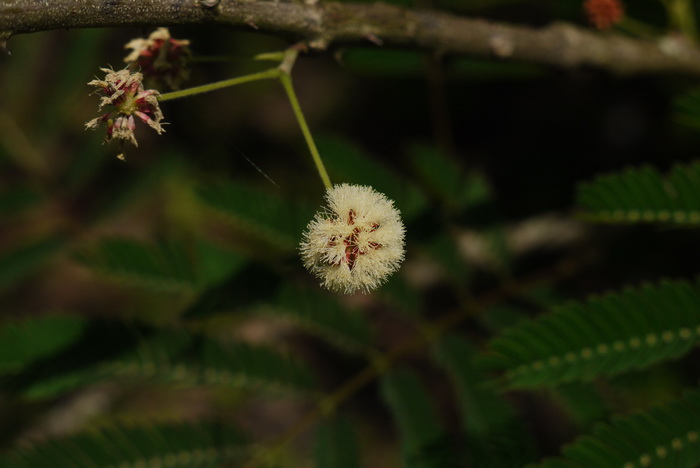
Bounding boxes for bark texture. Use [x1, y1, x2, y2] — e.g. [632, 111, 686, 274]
[2, 0, 700, 77]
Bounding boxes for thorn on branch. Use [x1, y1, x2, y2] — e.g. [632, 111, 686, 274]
[309, 36, 330, 51]
[0, 31, 11, 56]
[364, 33, 383, 46]
[489, 34, 515, 58]
[199, 0, 220, 8]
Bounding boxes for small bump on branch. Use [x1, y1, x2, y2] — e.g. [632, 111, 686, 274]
[2, 0, 700, 77]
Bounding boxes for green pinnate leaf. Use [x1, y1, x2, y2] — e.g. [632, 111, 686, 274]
[314, 417, 360, 468]
[77, 238, 245, 293]
[434, 335, 536, 466]
[15, 327, 315, 399]
[530, 389, 700, 468]
[577, 162, 700, 225]
[0, 421, 248, 468]
[317, 135, 428, 221]
[260, 284, 374, 354]
[381, 368, 458, 468]
[0, 316, 88, 375]
[197, 180, 311, 250]
[487, 279, 700, 388]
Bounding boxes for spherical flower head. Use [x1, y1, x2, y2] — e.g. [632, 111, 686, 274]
[85, 67, 165, 160]
[300, 184, 406, 294]
[124, 28, 192, 90]
[584, 0, 624, 30]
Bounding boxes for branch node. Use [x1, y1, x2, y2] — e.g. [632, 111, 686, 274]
[489, 34, 514, 58]
[658, 34, 695, 60]
[364, 33, 384, 46]
[5, 0, 700, 78]
[0, 30, 11, 55]
[551, 23, 584, 67]
[309, 36, 331, 51]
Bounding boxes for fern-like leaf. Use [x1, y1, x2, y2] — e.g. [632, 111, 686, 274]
[577, 162, 700, 225]
[77, 238, 245, 293]
[197, 180, 311, 250]
[92, 332, 316, 393]
[530, 388, 700, 468]
[185, 276, 375, 354]
[0, 235, 66, 291]
[190, 335, 316, 392]
[192, 241, 247, 288]
[486, 279, 700, 388]
[12, 324, 315, 399]
[381, 368, 460, 468]
[182, 263, 281, 319]
[409, 144, 493, 215]
[77, 238, 197, 293]
[0, 316, 87, 375]
[0, 421, 248, 468]
[314, 416, 360, 468]
[317, 135, 428, 220]
[674, 88, 700, 129]
[0, 184, 42, 215]
[260, 284, 374, 354]
[552, 383, 609, 428]
[378, 274, 423, 317]
[434, 335, 535, 467]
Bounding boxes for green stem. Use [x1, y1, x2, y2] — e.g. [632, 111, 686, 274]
[158, 45, 332, 191]
[158, 69, 280, 102]
[279, 73, 332, 190]
[665, 0, 698, 40]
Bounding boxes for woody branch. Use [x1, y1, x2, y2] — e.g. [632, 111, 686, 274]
[3, 0, 700, 77]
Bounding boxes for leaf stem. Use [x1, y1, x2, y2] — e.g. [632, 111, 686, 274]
[279, 74, 332, 190]
[664, 0, 698, 40]
[157, 46, 332, 190]
[276, 47, 332, 190]
[158, 69, 280, 102]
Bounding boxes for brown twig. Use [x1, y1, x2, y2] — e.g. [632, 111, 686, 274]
[2, 0, 700, 77]
[239, 251, 585, 468]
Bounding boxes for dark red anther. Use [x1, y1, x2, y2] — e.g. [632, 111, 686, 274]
[345, 245, 358, 271]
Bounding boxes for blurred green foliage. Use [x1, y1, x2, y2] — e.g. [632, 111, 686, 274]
[2, 1, 700, 466]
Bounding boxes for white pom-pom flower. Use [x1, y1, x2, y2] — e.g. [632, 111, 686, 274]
[300, 184, 406, 294]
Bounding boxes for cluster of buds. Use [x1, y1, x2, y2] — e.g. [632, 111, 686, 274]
[584, 0, 625, 30]
[124, 27, 191, 91]
[85, 67, 165, 160]
[300, 184, 406, 294]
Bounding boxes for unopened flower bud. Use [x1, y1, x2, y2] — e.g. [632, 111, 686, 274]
[584, 0, 625, 30]
[124, 28, 192, 90]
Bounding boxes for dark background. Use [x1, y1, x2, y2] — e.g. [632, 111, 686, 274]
[2, 0, 700, 465]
